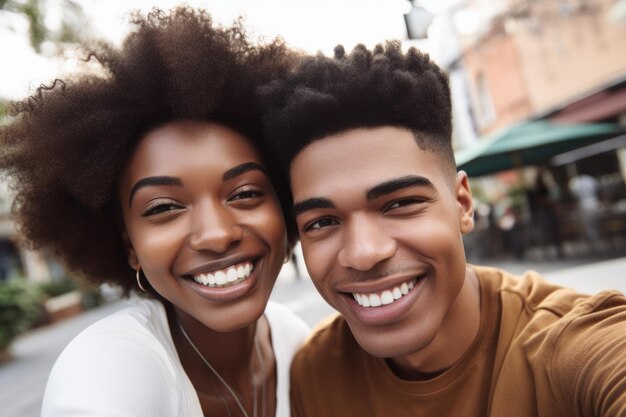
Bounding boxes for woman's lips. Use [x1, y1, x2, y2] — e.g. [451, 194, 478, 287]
[189, 260, 254, 288]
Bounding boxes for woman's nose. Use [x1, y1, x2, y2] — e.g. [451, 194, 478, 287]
[188, 200, 244, 253]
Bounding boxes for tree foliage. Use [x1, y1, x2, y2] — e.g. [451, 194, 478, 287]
[0, 0, 90, 53]
[0, 278, 43, 350]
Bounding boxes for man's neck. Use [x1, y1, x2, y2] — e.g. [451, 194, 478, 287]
[388, 267, 482, 380]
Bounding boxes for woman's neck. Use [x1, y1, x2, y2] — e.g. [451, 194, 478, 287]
[168, 305, 258, 385]
[167, 303, 276, 417]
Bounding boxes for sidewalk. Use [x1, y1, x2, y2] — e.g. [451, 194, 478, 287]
[484, 255, 626, 294]
[516, 256, 625, 294]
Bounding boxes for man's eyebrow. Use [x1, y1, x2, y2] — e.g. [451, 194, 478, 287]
[129, 176, 182, 206]
[366, 175, 435, 201]
[223, 162, 267, 181]
[293, 198, 335, 217]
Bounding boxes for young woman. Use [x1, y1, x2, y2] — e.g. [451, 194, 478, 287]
[0, 8, 308, 417]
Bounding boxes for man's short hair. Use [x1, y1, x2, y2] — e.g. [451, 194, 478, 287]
[261, 41, 455, 174]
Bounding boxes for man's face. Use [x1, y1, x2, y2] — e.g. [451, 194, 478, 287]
[290, 127, 475, 359]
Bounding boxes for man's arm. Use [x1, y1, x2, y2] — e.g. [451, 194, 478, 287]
[551, 292, 626, 417]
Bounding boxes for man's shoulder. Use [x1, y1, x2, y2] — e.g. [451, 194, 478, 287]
[474, 264, 626, 361]
[472, 264, 622, 317]
[473, 265, 626, 415]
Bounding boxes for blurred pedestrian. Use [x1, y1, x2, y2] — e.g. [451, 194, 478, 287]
[527, 170, 563, 258]
[569, 173, 602, 250]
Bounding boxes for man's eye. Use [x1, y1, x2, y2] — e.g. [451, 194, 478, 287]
[304, 218, 338, 231]
[386, 198, 424, 211]
[141, 201, 182, 217]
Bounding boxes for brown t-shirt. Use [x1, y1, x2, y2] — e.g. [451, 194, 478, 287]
[290, 265, 626, 417]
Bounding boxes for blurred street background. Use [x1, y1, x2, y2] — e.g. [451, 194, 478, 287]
[2, 0, 626, 416]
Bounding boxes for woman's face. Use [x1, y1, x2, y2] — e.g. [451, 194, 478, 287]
[118, 121, 287, 331]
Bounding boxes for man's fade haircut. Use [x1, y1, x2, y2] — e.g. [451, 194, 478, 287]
[0, 7, 297, 294]
[261, 41, 455, 175]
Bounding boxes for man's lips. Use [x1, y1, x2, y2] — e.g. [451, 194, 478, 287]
[337, 271, 428, 308]
[351, 277, 420, 307]
[338, 272, 429, 326]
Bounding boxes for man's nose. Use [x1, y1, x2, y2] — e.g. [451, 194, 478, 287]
[188, 200, 244, 253]
[337, 214, 396, 271]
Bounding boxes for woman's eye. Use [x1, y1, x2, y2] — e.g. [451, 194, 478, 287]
[304, 218, 338, 232]
[141, 201, 182, 217]
[229, 188, 265, 202]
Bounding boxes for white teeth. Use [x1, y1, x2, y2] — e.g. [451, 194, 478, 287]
[226, 267, 238, 282]
[362, 294, 371, 307]
[369, 294, 382, 307]
[215, 271, 227, 285]
[381, 290, 394, 305]
[192, 261, 254, 288]
[392, 287, 402, 300]
[352, 278, 419, 308]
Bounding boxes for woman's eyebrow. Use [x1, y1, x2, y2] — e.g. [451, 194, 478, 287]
[128, 176, 182, 206]
[223, 162, 267, 181]
[366, 175, 435, 201]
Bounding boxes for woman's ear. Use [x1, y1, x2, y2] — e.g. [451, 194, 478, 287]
[121, 229, 140, 270]
[455, 171, 475, 235]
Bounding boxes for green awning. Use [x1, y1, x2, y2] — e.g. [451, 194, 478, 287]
[455, 121, 626, 177]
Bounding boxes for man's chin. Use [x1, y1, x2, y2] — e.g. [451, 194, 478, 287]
[347, 321, 427, 359]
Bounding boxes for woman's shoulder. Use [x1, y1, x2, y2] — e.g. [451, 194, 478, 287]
[46, 298, 179, 389]
[42, 298, 186, 416]
[50, 298, 174, 372]
[69, 298, 168, 344]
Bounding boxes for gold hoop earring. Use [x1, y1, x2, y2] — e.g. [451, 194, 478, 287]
[136, 268, 148, 292]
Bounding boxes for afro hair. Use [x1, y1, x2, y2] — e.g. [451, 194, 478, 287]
[0, 7, 298, 295]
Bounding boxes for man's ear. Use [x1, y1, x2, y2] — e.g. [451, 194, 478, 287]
[455, 171, 475, 235]
[121, 229, 140, 270]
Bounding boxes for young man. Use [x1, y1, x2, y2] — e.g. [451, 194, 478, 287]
[261, 42, 626, 416]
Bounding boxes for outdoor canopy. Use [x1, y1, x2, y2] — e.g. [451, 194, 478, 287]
[455, 121, 626, 177]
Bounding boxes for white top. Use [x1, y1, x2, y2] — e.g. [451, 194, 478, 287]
[41, 299, 309, 417]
